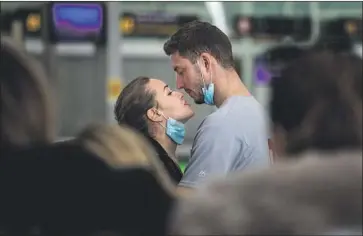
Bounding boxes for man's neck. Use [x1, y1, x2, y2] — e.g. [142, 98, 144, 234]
[214, 70, 251, 108]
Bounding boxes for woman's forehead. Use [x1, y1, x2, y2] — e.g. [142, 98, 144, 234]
[148, 78, 168, 91]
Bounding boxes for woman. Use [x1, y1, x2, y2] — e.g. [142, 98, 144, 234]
[114, 76, 194, 183]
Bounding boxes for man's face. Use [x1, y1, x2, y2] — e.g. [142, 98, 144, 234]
[170, 52, 204, 104]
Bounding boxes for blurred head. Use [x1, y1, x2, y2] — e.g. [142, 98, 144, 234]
[170, 153, 362, 235]
[77, 123, 176, 196]
[270, 50, 362, 157]
[163, 20, 235, 104]
[114, 76, 194, 140]
[0, 37, 54, 148]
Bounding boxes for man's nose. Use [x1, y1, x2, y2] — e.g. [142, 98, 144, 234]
[176, 76, 184, 90]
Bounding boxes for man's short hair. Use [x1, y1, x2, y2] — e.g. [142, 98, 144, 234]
[163, 20, 235, 68]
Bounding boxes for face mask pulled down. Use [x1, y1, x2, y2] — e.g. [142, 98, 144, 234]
[159, 112, 185, 145]
[198, 61, 215, 105]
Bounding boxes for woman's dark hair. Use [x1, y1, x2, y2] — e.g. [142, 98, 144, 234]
[270, 50, 362, 154]
[114, 76, 156, 137]
[1, 37, 54, 148]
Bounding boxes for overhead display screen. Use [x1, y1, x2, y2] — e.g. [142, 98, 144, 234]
[49, 2, 106, 43]
[324, 18, 362, 42]
[233, 16, 312, 42]
[119, 12, 198, 38]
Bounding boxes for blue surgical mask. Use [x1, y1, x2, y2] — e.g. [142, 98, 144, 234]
[202, 83, 215, 105]
[198, 61, 215, 105]
[159, 113, 185, 145]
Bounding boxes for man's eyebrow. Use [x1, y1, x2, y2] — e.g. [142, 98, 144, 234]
[173, 66, 178, 72]
[163, 85, 169, 91]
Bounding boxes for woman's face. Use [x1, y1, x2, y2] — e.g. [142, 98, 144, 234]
[147, 78, 194, 123]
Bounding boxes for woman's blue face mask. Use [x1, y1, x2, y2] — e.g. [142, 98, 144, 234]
[159, 112, 185, 145]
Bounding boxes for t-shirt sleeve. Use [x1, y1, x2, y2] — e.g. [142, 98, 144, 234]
[179, 124, 241, 188]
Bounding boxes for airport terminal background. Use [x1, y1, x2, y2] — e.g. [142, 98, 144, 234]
[1, 1, 362, 168]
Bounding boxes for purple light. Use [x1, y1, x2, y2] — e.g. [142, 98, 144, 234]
[255, 65, 272, 85]
[53, 3, 103, 33]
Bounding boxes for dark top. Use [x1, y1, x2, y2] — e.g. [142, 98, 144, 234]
[146, 136, 183, 183]
[0, 142, 174, 235]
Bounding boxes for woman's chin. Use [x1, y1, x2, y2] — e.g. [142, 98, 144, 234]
[180, 112, 195, 123]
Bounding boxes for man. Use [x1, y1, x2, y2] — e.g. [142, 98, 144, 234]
[163, 21, 270, 189]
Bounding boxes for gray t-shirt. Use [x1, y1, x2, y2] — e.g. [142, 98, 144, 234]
[179, 96, 270, 188]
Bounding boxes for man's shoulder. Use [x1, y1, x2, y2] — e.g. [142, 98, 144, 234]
[197, 110, 229, 131]
[198, 96, 265, 129]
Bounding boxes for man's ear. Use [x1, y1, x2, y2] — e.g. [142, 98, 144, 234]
[200, 52, 213, 72]
[146, 108, 164, 122]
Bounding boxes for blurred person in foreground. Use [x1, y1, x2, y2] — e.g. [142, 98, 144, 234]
[170, 152, 362, 235]
[0, 36, 54, 149]
[1, 124, 175, 235]
[114, 76, 194, 184]
[168, 51, 362, 235]
[77, 123, 176, 195]
[163, 20, 270, 190]
[75, 124, 176, 235]
[0, 37, 174, 235]
[270, 50, 362, 159]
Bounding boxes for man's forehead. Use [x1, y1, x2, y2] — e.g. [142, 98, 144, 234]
[171, 52, 191, 68]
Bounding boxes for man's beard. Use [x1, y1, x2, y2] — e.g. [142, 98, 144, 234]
[194, 77, 205, 104]
[195, 97, 204, 104]
[193, 65, 205, 104]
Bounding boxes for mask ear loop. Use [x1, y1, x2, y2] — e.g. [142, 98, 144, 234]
[156, 109, 168, 129]
[209, 65, 213, 85]
[198, 60, 213, 89]
[197, 60, 207, 91]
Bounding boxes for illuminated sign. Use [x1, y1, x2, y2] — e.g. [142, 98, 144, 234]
[50, 2, 105, 43]
[323, 18, 362, 43]
[342, 18, 361, 40]
[26, 13, 41, 32]
[11, 9, 42, 38]
[120, 16, 135, 35]
[119, 13, 198, 38]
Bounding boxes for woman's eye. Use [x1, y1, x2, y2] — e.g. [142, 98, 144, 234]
[168, 91, 173, 95]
